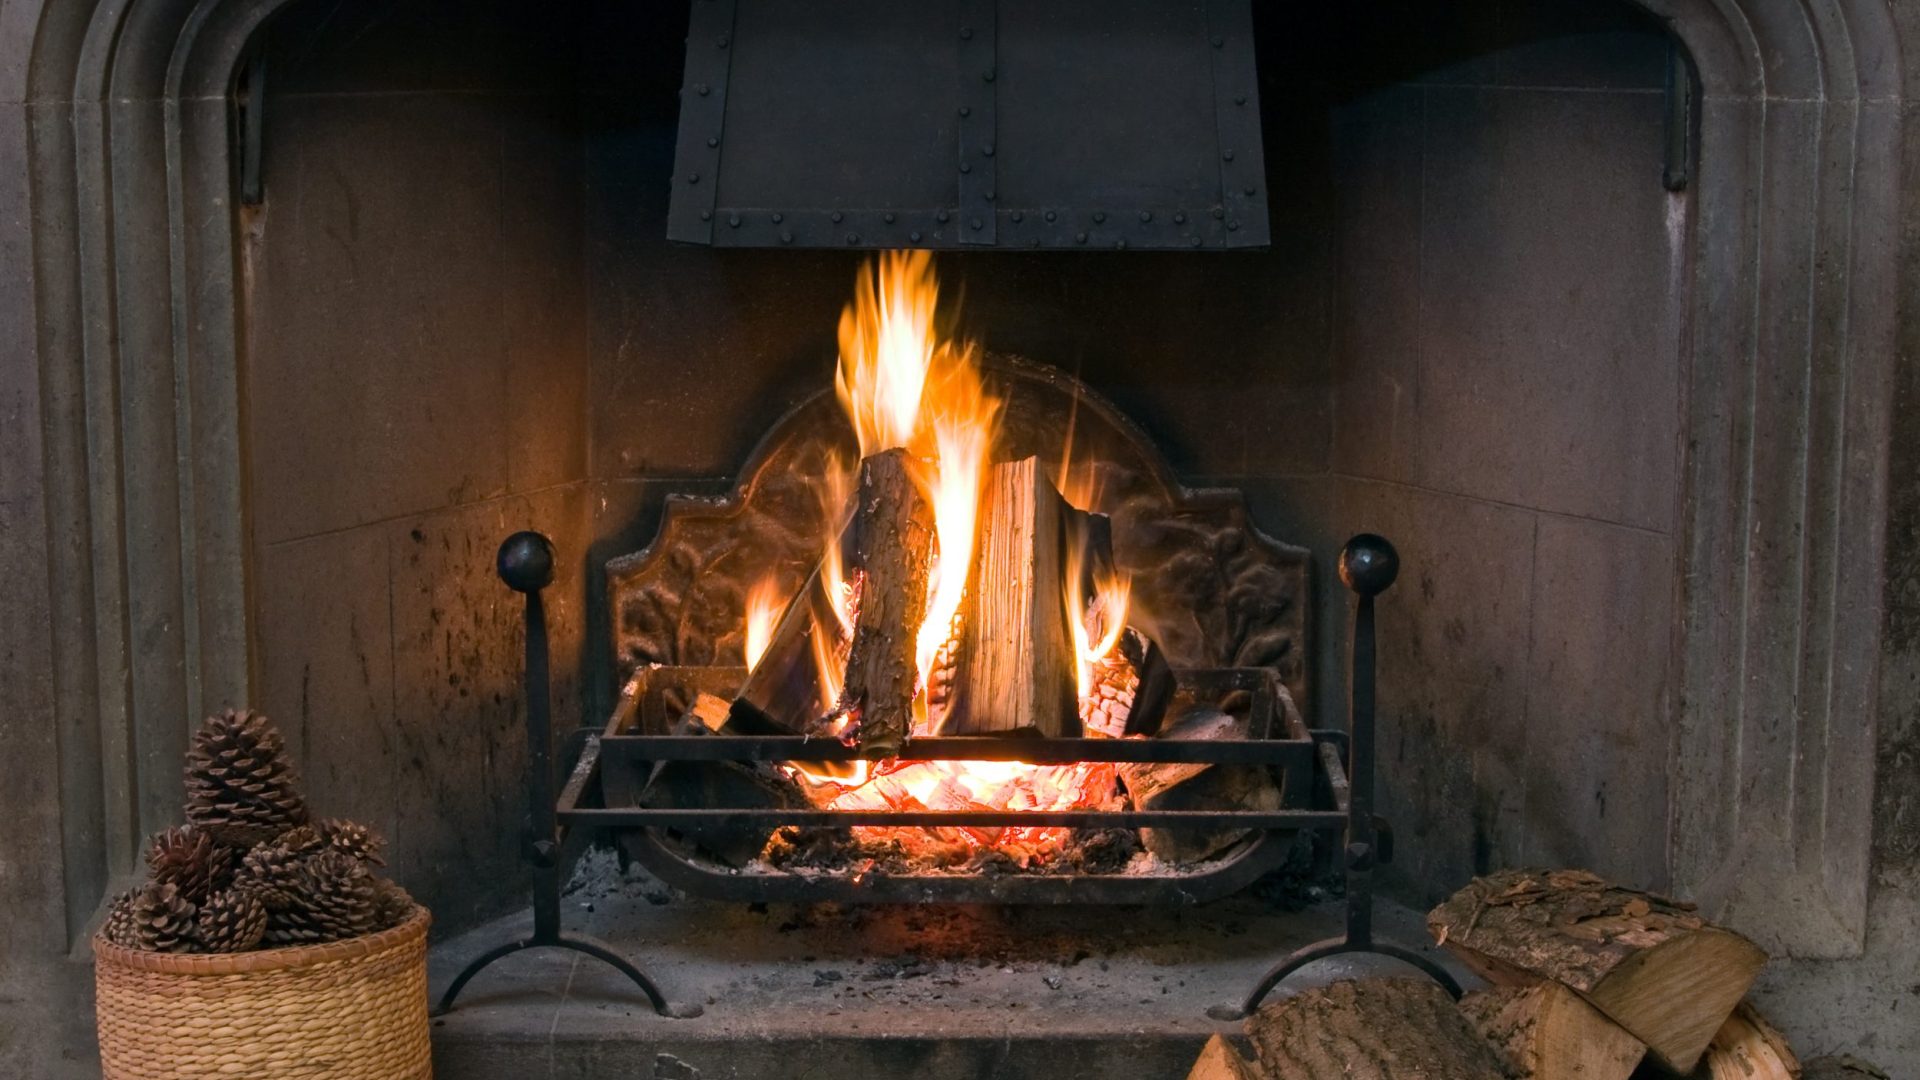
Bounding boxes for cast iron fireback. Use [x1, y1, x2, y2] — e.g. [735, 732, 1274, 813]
[666, 0, 1270, 251]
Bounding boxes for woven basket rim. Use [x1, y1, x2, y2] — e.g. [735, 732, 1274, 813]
[92, 904, 430, 975]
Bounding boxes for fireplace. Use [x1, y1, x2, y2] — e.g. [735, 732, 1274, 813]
[4, 0, 1917, 1074]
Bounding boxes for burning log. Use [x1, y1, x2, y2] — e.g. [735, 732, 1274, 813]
[940, 455, 1080, 738]
[1118, 706, 1282, 863]
[1244, 977, 1509, 1079]
[1427, 869, 1767, 1074]
[732, 565, 844, 734]
[837, 448, 936, 757]
[1458, 983, 1645, 1080]
[1083, 626, 1174, 738]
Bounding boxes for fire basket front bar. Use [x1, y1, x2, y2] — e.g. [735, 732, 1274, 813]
[596, 734, 1320, 766]
[559, 806, 1348, 829]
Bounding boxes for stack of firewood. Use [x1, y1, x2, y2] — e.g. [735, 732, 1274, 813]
[1188, 868, 1889, 1080]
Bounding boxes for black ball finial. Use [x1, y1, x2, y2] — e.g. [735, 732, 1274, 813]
[497, 531, 555, 593]
[1338, 534, 1399, 597]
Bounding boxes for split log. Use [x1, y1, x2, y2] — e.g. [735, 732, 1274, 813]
[1676, 1002, 1799, 1080]
[837, 448, 935, 756]
[1802, 1056, 1889, 1080]
[1119, 706, 1281, 863]
[1458, 982, 1645, 1080]
[940, 456, 1080, 738]
[1246, 977, 1509, 1079]
[1186, 1034, 1260, 1080]
[1428, 869, 1767, 1074]
[1079, 626, 1173, 738]
[683, 692, 732, 732]
[732, 565, 846, 734]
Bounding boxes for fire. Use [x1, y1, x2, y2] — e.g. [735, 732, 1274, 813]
[743, 577, 785, 672]
[736, 251, 1144, 860]
[1067, 546, 1133, 699]
[834, 251, 1000, 704]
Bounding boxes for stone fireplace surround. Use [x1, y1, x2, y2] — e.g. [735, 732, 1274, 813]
[1, 0, 1916, 1073]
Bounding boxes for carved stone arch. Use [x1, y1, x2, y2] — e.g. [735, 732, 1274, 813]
[15, 0, 1908, 960]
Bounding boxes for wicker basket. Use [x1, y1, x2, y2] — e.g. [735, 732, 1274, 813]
[93, 906, 432, 1079]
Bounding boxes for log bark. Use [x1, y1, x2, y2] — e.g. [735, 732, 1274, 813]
[1119, 707, 1281, 863]
[940, 455, 1079, 737]
[837, 448, 935, 756]
[1186, 1034, 1260, 1080]
[1458, 982, 1644, 1080]
[1428, 869, 1767, 1074]
[1680, 1002, 1799, 1080]
[1246, 977, 1509, 1079]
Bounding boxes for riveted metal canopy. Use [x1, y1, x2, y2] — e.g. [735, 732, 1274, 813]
[667, 0, 1270, 251]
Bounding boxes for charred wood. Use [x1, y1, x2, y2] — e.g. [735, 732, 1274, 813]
[837, 448, 935, 756]
[1118, 706, 1281, 863]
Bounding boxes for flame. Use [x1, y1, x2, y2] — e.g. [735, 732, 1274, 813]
[833, 250, 1000, 703]
[1066, 542, 1133, 698]
[743, 577, 785, 672]
[767, 251, 1123, 859]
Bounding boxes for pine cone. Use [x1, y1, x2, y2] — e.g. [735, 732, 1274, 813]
[264, 850, 376, 945]
[100, 890, 141, 948]
[195, 887, 268, 953]
[126, 882, 198, 952]
[275, 824, 327, 858]
[145, 824, 239, 902]
[317, 818, 386, 866]
[234, 840, 307, 910]
[183, 708, 310, 846]
[370, 879, 416, 931]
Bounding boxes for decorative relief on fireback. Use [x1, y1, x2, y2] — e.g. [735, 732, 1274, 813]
[606, 354, 1311, 710]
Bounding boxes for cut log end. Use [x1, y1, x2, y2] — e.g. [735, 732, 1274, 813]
[1459, 982, 1644, 1080]
[1686, 1001, 1800, 1080]
[1186, 1034, 1259, 1080]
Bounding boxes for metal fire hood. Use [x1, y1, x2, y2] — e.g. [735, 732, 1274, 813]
[666, 0, 1270, 251]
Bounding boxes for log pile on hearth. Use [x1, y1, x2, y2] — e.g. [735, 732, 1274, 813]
[1187, 867, 1892, 1080]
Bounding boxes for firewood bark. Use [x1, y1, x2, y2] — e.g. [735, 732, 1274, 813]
[1119, 707, 1281, 863]
[1677, 1002, 1800, 1080]
[1186, 1034, 1260, 1080]
[940, 456, 1079, 737]
[837, 448, 935, 756]
[1458, 982, 1645, 1080]
[1428, 869, 1767, 1074]
[1245, 977, 1509, 1080]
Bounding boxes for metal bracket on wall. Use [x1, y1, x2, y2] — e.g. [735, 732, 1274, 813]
[235, 50, 267, 206]
[1663, 43, 1693, 193]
